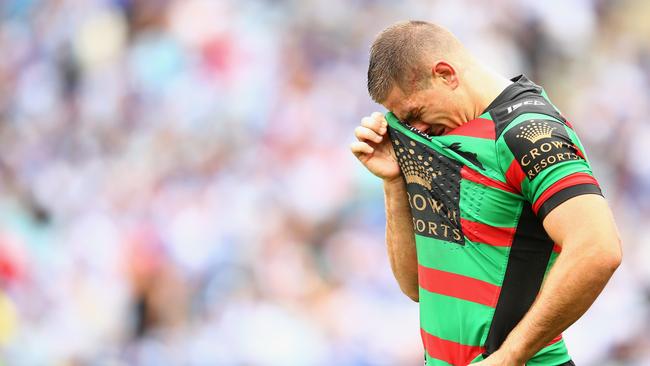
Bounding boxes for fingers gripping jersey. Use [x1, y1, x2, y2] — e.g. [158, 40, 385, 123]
[387, 75, 599, 366]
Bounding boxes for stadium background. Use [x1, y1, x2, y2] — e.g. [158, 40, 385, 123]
[0, 0, 648, 364]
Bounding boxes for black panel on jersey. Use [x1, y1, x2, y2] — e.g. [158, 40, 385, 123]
[388, 127, 465, 245]
[557, 360, 576, 366]
[486, 75, 566, 138]
[482, 203, 555, 356]
[503, 119, 584, 181]
[484, 75, 542, 112]
[537, 183, 603, 220]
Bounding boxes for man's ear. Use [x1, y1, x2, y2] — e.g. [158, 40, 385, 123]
[431, 61, 458, 89]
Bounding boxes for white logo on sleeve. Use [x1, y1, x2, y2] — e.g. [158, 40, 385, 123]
[506, 99, 545, 114]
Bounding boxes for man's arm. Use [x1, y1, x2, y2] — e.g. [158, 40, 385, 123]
[475, 194, 622, 365]
[384, 177, 419, 301]
[351, 112, 419, 301]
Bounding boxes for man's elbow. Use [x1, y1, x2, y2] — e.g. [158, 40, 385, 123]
[590, 237, 622, 275]
[602, 238, 622, 273]
[564, 235, 622, 280]
[400, 285, 419, 302]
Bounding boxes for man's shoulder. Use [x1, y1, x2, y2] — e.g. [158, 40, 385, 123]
[490, 93, 565, 139]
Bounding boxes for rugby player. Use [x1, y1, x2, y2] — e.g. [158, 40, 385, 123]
[351, 21, 621, 365]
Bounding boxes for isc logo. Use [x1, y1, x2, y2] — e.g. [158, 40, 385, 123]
[506, 99, 545, 114]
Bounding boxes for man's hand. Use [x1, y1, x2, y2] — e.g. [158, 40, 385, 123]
[469, 350, 522, 366]
[350, 112, 400, 181]
[479, 194, 621, 364]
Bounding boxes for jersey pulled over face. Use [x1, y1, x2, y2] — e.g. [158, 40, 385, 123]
[387, 75, 601, 366]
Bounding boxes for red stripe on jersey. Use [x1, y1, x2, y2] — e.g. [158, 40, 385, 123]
[504, 160, 526, 193]
[552, 243, 562, 253]
[562, 117, 574, 129]
[421, 328, 485, 366]
[548, 333, 563, 346]
[572, 144, 586, 160]
[461, 219, 516, 247]
[445, 118, 496, 139]
[461, 166, 518, 194]
[532, 173, 599, 214]
[418, 265, 501, 307]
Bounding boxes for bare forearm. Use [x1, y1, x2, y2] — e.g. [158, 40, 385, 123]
[497, 242, 621, 363]
[384, 177, 419, 301]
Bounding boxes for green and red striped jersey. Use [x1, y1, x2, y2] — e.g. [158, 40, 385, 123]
[386, 75, 599, 366]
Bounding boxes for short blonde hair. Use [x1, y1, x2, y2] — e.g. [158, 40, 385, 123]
[367, 21, 464, 103]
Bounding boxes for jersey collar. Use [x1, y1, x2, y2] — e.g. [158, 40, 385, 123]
[482, 75, 543, 114]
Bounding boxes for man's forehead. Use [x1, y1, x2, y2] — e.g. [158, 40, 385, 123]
[383, 86, 412, 119]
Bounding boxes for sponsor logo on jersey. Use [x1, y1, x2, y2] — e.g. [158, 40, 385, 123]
[506, 99, 545, 114]
[505, 119, 583, 180]
[515, 120, 556, 143]
[392, 135, 464, 245]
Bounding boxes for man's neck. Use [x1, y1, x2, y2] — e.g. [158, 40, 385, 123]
[464, 66, 512, 120]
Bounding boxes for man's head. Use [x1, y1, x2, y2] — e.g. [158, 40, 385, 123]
[367, 21, 478, 135]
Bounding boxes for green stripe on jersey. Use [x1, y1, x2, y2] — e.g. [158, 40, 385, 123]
[565, 125, 590, 160]
[415, 235, 509, 286]
[462, 339, 570, 365]
[526, 339, 571, 366]
[543, 250, 560, 281]
[419, 288, 494, 346]
[478, 111, 493, 120]
[460, 179, 523, 228]
[529, 161, 595, 204]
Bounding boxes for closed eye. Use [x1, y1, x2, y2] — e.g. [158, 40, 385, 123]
[403, 108, 421, 124]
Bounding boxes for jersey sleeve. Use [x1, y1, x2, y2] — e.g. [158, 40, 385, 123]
[495, 117, 602, 220]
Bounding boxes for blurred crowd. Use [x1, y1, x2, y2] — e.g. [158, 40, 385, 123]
[0, 0, 648, 365]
